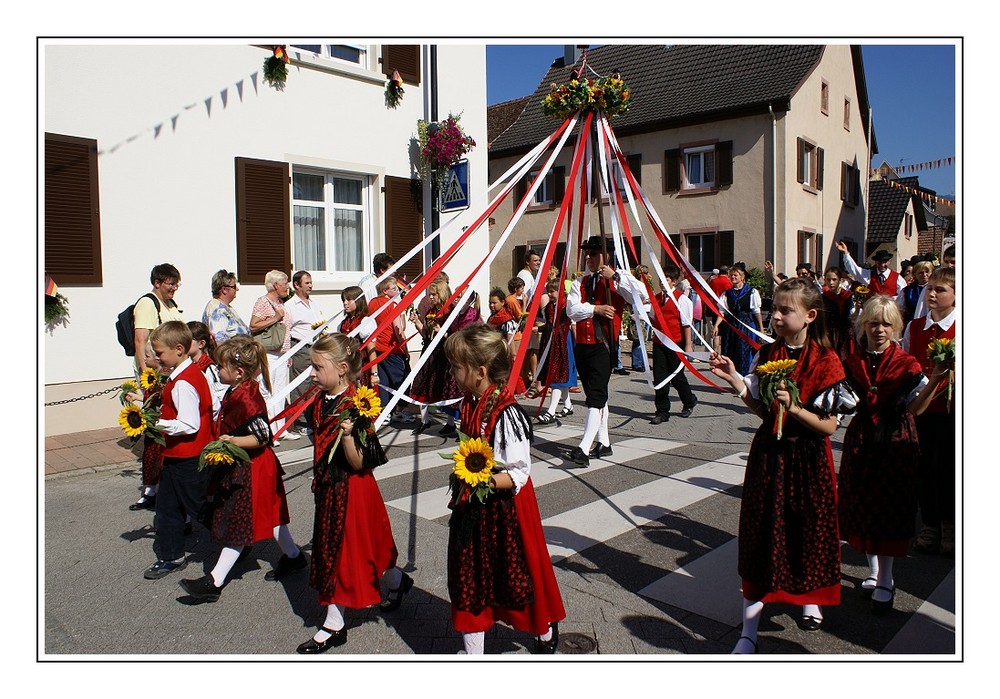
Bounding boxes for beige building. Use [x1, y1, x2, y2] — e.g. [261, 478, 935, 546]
[488, 44, 875, 284]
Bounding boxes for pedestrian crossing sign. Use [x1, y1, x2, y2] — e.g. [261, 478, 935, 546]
[440, 160, 469, 212]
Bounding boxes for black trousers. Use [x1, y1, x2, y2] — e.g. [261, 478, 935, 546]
[288, 344, 312, 426]
[652, 343, 695, 416]
[574, 341, 613, 409]
[154, 455, 210, 561]
[915, 412, 956, 525]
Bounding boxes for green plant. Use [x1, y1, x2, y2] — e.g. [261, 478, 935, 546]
[745, 267, 767, 296]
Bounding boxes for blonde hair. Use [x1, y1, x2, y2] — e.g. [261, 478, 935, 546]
[772, 278, 831, 350]
[427, 279, 452, 311]
[311, 333, 363, 381]
[853, 294, 903, 344]
[912, 261, 934, 277]
[215, 335, 271, 392]
[150, 320, 192, 352]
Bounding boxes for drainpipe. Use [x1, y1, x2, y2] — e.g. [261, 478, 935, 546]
[768, 104, 778, 282]
[864, 105, 873, 247]
[429, 44, 440, 264]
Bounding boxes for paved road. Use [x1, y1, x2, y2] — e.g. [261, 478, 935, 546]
[43, 372, 957, 658]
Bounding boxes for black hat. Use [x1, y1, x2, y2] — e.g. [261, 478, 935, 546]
[580, 235, 611, 251]
[872, 250, 893, 263]
[731, 261, 747, 273]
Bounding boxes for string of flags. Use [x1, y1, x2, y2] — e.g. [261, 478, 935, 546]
[870, 157, 954, 177]
[878, 177, 955, 207]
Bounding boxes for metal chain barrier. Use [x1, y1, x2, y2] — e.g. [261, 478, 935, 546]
[44, 386, 120, 407]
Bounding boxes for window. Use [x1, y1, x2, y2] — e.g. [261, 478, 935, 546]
[821, 80, 829, 115]
[674, 230, 734, 274]
[904, 212, 914, 240]
[796, 137, 824, 192]
[844, 97, 851, 131]
[45, 133, 103, 284]
[515, 166, 565, 209]
[797, 230, 825, 271]
[664, 142, 732, 193]
[292, 170, 370, 274]
[840, 162, 861, 207]
[612, 153, 642, 197]
[291, 44, 368, 68]
[530, 170, 553, 206]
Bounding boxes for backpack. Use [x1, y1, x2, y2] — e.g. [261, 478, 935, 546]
[115, 293, 161, 356]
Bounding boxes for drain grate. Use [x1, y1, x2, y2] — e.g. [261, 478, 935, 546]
[557, 632, 597, 654]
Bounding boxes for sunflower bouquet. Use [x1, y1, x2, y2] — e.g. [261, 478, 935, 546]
[118, 403, 165, 446]
[926, 337, 956, 411]
[443, 435, 504, 507]
[138, 367, 169, 393]
[117, 379, 141, 406]
[198, 440, 252, 472]
[757, 359, 799, 440]
[327, 385, 383, 462]
[851, 285, 871, 312]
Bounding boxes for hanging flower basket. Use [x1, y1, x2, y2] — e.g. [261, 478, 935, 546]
[542, 73, 632, 120]
[44, 293, 70, 333]
[418, 114, 476, 182]
[385, 69, 405, 109]
[263, 45, 290, 90]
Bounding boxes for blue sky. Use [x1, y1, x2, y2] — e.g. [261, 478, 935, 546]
[486, 43, 956, 197]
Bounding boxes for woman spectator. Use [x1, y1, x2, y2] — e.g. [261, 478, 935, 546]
[713, 262, 763, 376]
[250, 270, 298, 443]
[202, 269, 250, 344]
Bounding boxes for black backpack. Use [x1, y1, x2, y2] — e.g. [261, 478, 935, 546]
[115, 293, 161, 357]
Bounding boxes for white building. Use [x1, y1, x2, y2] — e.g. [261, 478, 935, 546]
[43, 41, 488, 434]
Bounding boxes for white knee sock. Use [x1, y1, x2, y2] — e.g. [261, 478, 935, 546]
[446, 413, 456, 427]
[862, 553, 879, 590]
[733, 599, 764, 653]
[383, 566, 403, 590]
[210, 546, 242, 587]
[143, 485, 157, 497]
[538, 624, 554, 642]
[547, 389, 562, 414]
[579, 407, 602, 450]
[315, 604, 345, 640]
[597, 405, 609, 446]
[802, 604, 823, 621]
[873, 555, 895, 602]
[420, 405, 430, 424]
[273, 525, 300, 558]
[462, 631, 485, 654]
[564, 394, 573, 409]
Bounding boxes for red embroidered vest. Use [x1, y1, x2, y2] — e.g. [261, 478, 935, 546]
[653, 288, 684, 345]
[869, 269, 900, 296]
[907, 315, 955, 414]
[575, 274, 624, 345]
[160, 362, 215, 458]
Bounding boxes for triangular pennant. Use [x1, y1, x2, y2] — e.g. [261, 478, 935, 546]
[204, 96, 212, 117]
[171, 114, 179, 132]
[154, 123, 163, 138]
[220, 88, 228, 109]
[251, 72, 258, 93]
[236, 79, 244, 101]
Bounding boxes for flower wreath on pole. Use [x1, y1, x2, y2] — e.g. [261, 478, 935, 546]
[542, 72, 632, 120]
[417, 113, 476, 185]
[385, 69, 405, 109]
[263, 45, 290, 90]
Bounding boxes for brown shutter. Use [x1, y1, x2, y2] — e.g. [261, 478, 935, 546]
[797, 231, 808, 264]
[852, 166, 861, 206]
[512, 244, 526, 279]
[45, 133, 102, 284]
[816, 147, 824, 190]
[514, 176, 528, 206]
[716, 141, 733, 187]
[381, 45, 421, 85]
[718, 231, 735, 267]
[841, 162, 850, 201]
[235, 157, 290, 282]
[814, 234, 825, 270]
[384, 175, 424, 283]
[551, 166, 566, 204]
[664, 149, 681, 192]
[796, 138, 805, 184]
[627, 153, 642, 186]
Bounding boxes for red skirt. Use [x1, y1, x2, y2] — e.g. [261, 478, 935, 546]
[251, 449, 290, 542]
[452, 478, 566, 635]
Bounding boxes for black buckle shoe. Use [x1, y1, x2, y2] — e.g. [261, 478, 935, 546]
[380, 572, 414, 612]
[129, 494, 156, 511]
[266, 551, 308, 581]
[561, 446, 590, 466]
[533, 623, 559, 654]
[179, 574, 222, 602]
[650, 414, 668, 425]
[143, 558, 187, 580]
[296, 626, 347, 654]
[589, 443, 613, 459]
[680, 397, 698, 418]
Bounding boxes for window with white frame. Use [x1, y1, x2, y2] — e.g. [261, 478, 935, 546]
[291, 44, 368, 68]
[683, 145, 715, 190]
[530, 169, 552, 206]
[292, 170, 370, 275]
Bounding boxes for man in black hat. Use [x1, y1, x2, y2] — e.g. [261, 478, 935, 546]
[561, 236, 648, 466]
[836, 241, 906, 296]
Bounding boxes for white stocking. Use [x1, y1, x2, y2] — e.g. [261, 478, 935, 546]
[420, 405, 430, 424]
[462, 631, 485, 654]
[597, 405, 609, 446]
[273, 525, 300, 558]
[733, 599, 764, 653]
[579, 407, 602, 451]
[315, 604, 345, 640]
[873, 556, 895, 603]
[210, 546, 242, 587]
[802, 604, 823, 621]
[547, 389, 563, 414]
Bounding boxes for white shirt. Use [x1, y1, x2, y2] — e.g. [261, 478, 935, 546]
[717, 286, 762, 314]
[156, 358, 201, 436]
[841, 252, 907, 295]
[517, 268, 536, 300]
[493, 409, 531, 495]
[566, 269, 649, 323]
[902, 308, 956, 353]
[285, 294, 324, 342]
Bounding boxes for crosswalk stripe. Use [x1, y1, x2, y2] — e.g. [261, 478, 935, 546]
[543, 453, 748, 563]
[882, 569, 956, 655]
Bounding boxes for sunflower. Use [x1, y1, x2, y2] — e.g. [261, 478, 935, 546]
[203, 451, 236, 467]
[353, 385, 382, 420]
[757, 359, 797, 376]
[854, 286, 871, 295]
[138, 367, 160, 390]
[118, 405, 147, 438]
[122, 380, 139, 393]
[452, 438, 495, 487]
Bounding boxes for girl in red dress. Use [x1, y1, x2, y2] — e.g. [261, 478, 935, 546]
[179, 335, 306, 602]
[337, 285, 378, 389]
[443, 323, 566, 654]
[296, 333, 411, 654]
[821, 267, 854, 359]
[710, 278, 857, 654]
[187, 321, 226, 419]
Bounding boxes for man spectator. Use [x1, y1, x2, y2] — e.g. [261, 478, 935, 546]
[517, 249, 542, 299]
[202, 269, 250, 344]
[284, 270, 324, 435]
[836, 241, 907, 296]
[135, 263, 184, 373]
[360, 252, 397, 302]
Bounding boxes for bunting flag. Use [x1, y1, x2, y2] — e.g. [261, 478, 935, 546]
[879, 176, 956, 206]
[45, 274, 58, 298]
[871, 157, 954, 178]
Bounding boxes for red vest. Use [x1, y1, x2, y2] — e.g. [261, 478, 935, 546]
[906, 315, 956, 414]
[653, 288, 685, 345]
[160, 361, 215, 458]
[869, 269, 900, 296]
[575, 273, 625, 345]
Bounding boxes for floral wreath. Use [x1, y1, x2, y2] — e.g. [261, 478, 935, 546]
[542, 72, 631, 120]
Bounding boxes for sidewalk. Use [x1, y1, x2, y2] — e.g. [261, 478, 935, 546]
[44, 426, 142, 478]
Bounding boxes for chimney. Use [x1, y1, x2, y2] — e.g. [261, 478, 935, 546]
[564, 45, 588, 67]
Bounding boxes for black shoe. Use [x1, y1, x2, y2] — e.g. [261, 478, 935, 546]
[613, 368, 629, 375]
[380, 572, 414, 612]
[533, 622, 559, 654]
[680, 397, 698, 418]
[179, 574, 222, 602]
[589, 443, 612, 459]
[870, 585, 895, 615]
[439, 424, 457, 437]
[798, 615, 823, 632]
[561, 446, 590, 466]
[650, 414, 668, 425]
[236, 545, 254, 563]
[129, 494, 156, 511]
[144, 558, 187, 580]
[265, 551, 308, 581]
[412, 422, 432, 435]
[296, 626, 347, 654]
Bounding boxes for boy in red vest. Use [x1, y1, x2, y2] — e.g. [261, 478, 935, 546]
[650, 265, 698, 424]
[143, 321, 215, 580]
[902, 266, 957, 557]
[836, 241, 907, 297]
